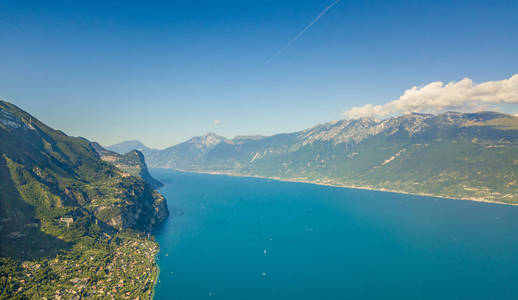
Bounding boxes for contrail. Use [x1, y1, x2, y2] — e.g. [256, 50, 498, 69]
[267, 0, 341, 62]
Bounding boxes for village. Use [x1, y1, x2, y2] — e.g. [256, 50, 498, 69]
[3, 232, 159, 299]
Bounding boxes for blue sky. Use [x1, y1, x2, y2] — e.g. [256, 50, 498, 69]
[1, 0, 517, 148]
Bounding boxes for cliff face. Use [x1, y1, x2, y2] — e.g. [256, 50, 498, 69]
[91, 177, 168, 232]
[90, 142, 164, 189]
[0, 100, 169, 255]
[0, 100, 169, 299]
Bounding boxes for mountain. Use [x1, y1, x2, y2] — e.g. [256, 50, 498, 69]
[0, 100, 168, 299]
[90, 142, 163, 189]
[106, 140, 157, 157]
[146, 132, 232, 170]
[146, 111, 518, 204]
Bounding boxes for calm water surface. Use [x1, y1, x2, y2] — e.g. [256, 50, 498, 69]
[151, 169, 518, 300]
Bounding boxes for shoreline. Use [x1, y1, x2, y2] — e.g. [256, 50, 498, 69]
[151, 257, 160, 300]
[163, 168, 517, 207]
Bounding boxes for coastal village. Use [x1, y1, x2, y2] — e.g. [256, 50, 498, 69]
[1, 232, 159, 299]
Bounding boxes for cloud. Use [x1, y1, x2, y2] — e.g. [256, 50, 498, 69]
[267, 0, 341, 62]
[343, 74, 518, 119]
[213, 119, 222, 126]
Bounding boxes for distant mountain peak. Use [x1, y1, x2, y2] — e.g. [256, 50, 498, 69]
[107, 140, 156, 156]
[108, 139, 146, 148]
[202, 132, 221, 137]
[188, 132, 228, 148]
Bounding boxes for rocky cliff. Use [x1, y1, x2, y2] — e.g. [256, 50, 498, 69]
[90, 141, 163, 189]
[0, 100, 169, 299]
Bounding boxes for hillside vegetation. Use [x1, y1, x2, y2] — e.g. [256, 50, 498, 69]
[90, 142, 163, 189]
[143, 112, 518, 204]
[0, 100, 168, 299]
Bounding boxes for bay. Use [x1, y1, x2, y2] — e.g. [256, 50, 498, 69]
[151, 169, 518, 299]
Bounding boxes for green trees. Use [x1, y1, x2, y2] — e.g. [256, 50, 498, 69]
[0, 100, 168, 299]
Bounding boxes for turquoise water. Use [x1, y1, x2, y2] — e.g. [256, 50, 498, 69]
[151, 169, 518, 299]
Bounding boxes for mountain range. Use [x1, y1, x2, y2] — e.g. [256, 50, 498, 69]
[0, 100, 168, 299]
[110, 111, 518, 204]
[2, 98, 518, 298]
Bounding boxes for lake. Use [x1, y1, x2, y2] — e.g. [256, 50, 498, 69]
[151, 169, 518, 299]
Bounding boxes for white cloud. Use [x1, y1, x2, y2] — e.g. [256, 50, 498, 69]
[343, 74, 518, 119]
[213, 119, 222, 126]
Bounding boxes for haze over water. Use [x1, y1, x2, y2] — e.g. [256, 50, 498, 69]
[152, 169, 518, 300]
